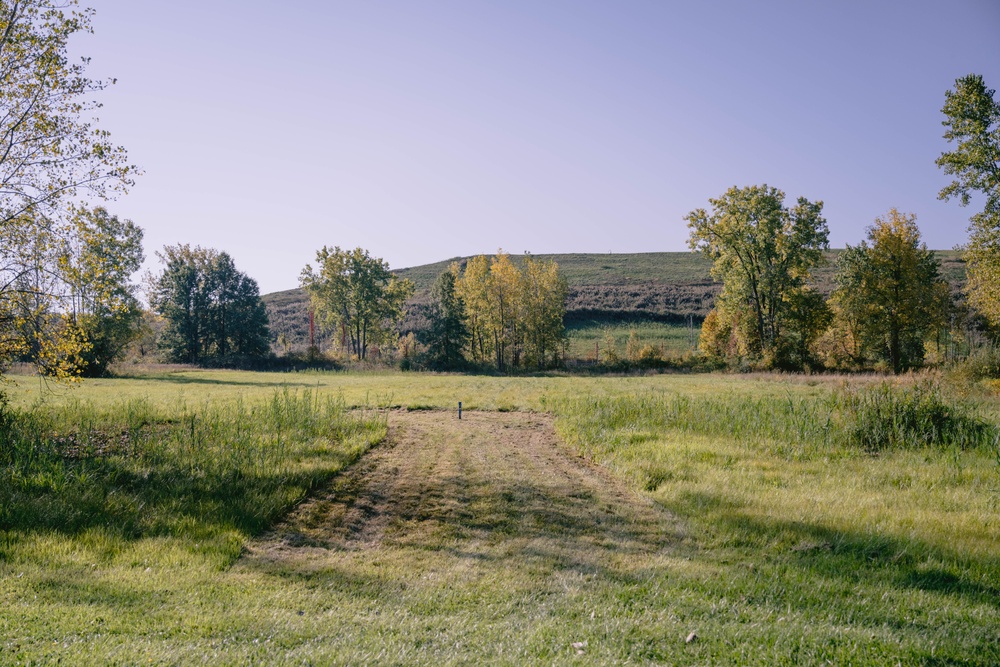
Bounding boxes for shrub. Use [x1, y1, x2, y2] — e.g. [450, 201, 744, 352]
[956, 345, 1000, 381]
[838, 382, 997, 452]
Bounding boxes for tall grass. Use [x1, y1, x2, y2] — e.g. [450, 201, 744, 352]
[0, 389, 386, 566]
[554, 380, 1000, 665]
[557, 391, 836, 460]
[558, 381, 999, 460]
[837, 382, 998, 452]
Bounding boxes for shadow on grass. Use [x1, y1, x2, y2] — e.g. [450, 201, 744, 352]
[659, 489, 1000, 611]
[114, 373, 318, 388]
[245, 433, 683, 588]
[26, 573, 173, 608]
[0, 435, 372, 569]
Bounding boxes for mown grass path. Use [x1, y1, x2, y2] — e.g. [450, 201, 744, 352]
[254, 410, 680, 555]
[243, 410, 689, 662]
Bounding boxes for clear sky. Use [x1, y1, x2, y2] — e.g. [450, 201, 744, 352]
[76, 0, 1000, 294]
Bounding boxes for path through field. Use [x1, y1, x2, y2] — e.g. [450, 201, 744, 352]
[242, 409, 686, 662]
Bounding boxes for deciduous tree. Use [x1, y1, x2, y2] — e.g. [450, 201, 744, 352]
[299, 247, 414, 361]
[686, 184, 829, 369]
[455, 251, 567, 371]
[831, 209, 949, 373]
[519, 255, 567, 369]
[61, 207, 144, 376]
[456, 255, 491, 364]
[0, 1, 135, 378]
[936, 74, 1000, 331]
[151, 246, 269, 364]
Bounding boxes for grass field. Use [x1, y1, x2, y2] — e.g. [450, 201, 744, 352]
[1, 368, 998, 664]
[565, 321, 698, 360]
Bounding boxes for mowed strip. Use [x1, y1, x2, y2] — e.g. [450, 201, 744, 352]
[243, 410, 685, 641]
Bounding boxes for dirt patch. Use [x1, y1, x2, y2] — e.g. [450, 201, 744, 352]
[248, 410, 682, 577]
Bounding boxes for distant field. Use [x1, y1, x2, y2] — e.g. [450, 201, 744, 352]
[2, 368, 997, 664]
[565, 320, 698, 360]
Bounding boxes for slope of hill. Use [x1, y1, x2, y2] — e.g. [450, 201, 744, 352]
[263, 250, 966, 353]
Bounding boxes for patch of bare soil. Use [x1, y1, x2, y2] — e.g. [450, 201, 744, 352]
[247, 410, 682, 577]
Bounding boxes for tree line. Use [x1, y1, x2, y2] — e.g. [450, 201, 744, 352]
[298, 247, 568, 371]
[688, 73, 999, 373]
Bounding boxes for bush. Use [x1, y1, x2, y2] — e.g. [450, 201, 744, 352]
[955, 345, 1000, 381]
[838, 382, 997, 452]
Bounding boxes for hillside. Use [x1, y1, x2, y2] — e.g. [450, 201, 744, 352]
[263, 250, 967, 353]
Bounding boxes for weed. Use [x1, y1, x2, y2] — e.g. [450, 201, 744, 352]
[838, 382, 998, 452]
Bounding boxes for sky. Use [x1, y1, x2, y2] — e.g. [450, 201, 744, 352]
[75, 0, 1000, 294]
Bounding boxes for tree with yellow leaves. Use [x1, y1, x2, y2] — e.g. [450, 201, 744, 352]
[831, 209, 950, 373]
[519, 255, 568, 368]
[455, 251, 566, 371]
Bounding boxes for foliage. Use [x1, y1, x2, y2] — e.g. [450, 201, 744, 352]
[831, 210, 949, 372]
[300, 246, 414, 361]
[937, 74, 1000, 331]
[60, 207, 144, 376]
[686, 184, 830, 369]
[519, 255, 569, 368]
[150, 245, 270, 364]
[0, 1, 135, 379]
[780, 286, 832, 370]
[421, 267, 469, 370]
[697, 308, 732, 363]
[954, 344, 1000, 381]
[455, 251, 568, 371]
[3, 207, 143, 378]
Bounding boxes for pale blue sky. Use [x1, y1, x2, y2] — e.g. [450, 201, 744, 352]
[78, 1, 1000, 293]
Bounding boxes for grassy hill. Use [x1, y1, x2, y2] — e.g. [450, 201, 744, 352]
[263, 250, 967, 355]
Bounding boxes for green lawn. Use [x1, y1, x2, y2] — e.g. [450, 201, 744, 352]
[1, 368, 998, 664]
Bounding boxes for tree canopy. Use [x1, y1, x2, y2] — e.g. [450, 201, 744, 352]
[421, 268, 469, 370]
[0, 1, 136, 378]
[151, 246, 270, 364]
[686, 184, 829, 369]
[454, 251, 567, 371]
[61, 207, 144, 376]
[936, 74, 1000, 331]
[830, 210, 949, 373]
[300, 246, 414, 361]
